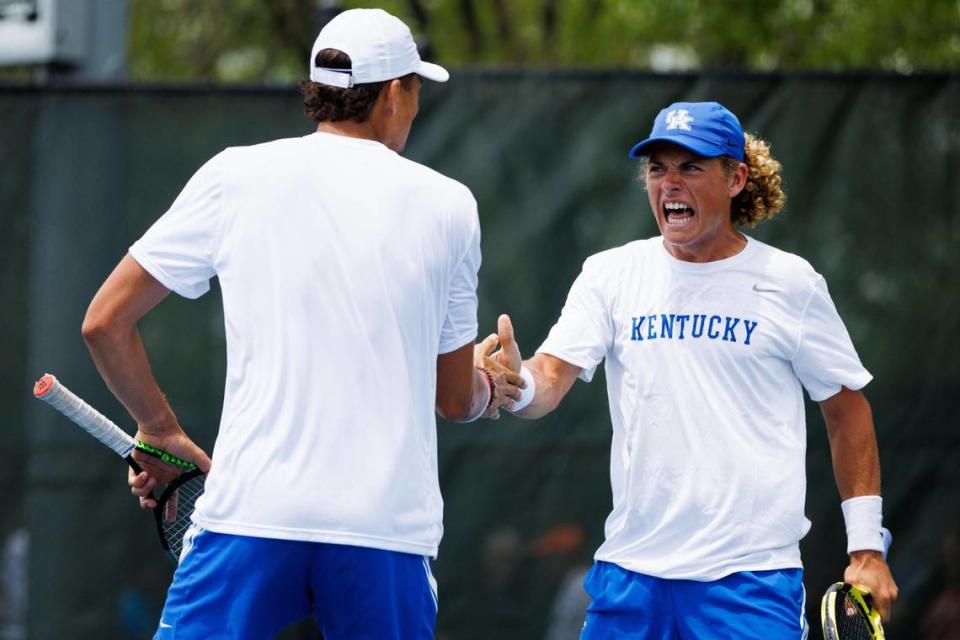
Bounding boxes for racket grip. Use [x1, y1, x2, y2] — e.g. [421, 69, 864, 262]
[33, 373, 136, 459]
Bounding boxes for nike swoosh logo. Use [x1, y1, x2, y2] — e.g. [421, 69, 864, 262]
[752, 283, 781, 292]
[159, 622, 173, 629]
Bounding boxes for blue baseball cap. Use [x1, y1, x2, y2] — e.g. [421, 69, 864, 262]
[628, 101, 745, 161]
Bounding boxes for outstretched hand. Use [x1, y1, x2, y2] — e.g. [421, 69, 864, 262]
[474, 323, 526, 419]
[493, 314, 522, 373]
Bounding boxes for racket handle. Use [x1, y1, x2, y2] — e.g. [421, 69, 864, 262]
[881, 527, 892, 560]
[33, 373, 136, 459]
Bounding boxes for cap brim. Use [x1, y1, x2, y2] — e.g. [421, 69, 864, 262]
[627, 135, 728, 159]
[417, 60, 449, 83]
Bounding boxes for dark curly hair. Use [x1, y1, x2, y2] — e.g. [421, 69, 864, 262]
[299, 49, 415, 124]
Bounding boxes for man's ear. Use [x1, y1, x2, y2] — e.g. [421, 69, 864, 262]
[728, 161, 748, 198]
[379, 79, 402, 116]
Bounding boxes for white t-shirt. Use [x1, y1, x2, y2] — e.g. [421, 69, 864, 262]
[538, 236, 871, 580]
[130, 132, 481, 557]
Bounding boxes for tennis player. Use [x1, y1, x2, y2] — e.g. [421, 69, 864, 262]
[491, 102, 898, 638]
[82, 8, 522, 639]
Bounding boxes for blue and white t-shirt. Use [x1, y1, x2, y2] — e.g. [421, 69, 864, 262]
[538, 235, 870, 580]
[131, 131, 481, 557]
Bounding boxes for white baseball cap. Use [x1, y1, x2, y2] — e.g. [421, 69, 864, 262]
[309, 8, 449, 88]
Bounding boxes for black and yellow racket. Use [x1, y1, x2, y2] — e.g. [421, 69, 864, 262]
[33, 373, 205, 564]
[821, 581, 884, 639]
[821, 530, 891, 640]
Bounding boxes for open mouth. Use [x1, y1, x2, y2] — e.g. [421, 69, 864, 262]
[663, 201, 695, 226]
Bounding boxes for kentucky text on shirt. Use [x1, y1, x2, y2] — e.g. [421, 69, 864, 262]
[630, 314, 759, 345]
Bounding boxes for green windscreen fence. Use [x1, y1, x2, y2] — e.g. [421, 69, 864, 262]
[1, 72, 958, 639]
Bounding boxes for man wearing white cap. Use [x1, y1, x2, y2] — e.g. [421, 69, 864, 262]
[488, 101, 897, 638]
[83, 8, 522, 638]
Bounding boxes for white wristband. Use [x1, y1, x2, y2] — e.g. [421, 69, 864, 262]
[841, 495, 886, 555]
[507, 365, 536, 413]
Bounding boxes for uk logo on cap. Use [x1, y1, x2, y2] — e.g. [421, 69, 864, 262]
[665, 109, 694, 131]
[628, 101, 745, 161]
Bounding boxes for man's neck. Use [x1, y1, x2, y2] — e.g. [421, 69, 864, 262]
[664, 230, 747, 263]
[316, 120, 381, 143]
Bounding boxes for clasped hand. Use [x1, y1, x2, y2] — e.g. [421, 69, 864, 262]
[473, 314, 524, 419]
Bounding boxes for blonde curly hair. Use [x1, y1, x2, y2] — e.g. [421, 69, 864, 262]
[638, 133, 787, 228]
[722, 133, 787, 227]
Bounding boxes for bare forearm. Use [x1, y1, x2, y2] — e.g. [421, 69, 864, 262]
[82, 254, 181, 435]
[83, 322, 178, 436]
[512, 353, 579, 419]
[823, 388, 881, 499]
[829, 423, 880, 499]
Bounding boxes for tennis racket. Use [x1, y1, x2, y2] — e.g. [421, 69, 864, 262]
[821, 582, 884, 639]
[33, 373, 205, 564]
[820, 529, 892, 640]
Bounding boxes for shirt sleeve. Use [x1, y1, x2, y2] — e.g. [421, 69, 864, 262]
[537, 255, 615, 382]
[438, 201, 480, 354]
[791, 276, 872, 401]
[128, 153, 225, 299]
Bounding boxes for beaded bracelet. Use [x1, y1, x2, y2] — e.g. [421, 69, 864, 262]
[476, 365, 496, 409]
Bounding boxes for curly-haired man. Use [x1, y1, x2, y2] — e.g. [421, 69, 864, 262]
[492, 102, 897, 638]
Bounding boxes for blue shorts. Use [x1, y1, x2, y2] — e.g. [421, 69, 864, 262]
[581, 561, 809, 640]
[154, 528, 437, 639]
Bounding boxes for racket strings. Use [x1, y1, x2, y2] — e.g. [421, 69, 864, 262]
[157, 472, 205, 560]
[832, 591, 874, 640]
